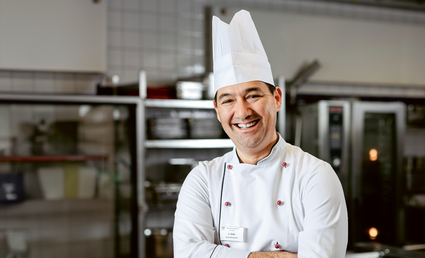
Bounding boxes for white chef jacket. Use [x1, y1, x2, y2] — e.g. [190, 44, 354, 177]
[173, 134, 348, 258]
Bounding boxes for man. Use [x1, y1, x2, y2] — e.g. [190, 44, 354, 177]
[173, 10, 348, 258]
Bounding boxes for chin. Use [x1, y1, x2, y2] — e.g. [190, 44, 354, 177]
[235, 135, 264, 149]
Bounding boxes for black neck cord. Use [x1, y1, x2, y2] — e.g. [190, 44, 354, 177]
[218, 162, 227, 244]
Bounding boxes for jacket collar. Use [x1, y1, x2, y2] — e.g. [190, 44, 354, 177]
[231, 133, 286, 165]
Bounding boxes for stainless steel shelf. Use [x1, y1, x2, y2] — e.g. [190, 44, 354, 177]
[0, 199, 114, 217]
[145, 99, 214, 109]
[145, 139, 234, 149]
[0, 155, 108, 162]
[147, 202, 177, 211]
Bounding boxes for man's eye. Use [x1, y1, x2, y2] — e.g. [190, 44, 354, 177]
[247, 95, 260, 99]
[222, 99, 233, 104]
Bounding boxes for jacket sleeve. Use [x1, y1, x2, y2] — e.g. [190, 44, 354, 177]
[173, 164, 250, 258]
[298, 162, 348, 258]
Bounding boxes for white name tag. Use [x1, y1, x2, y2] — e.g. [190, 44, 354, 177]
[220, 226, 246, 242]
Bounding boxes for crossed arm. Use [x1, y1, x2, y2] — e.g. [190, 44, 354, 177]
[173, 162, 348, 258]
[248, 251, 298, 258]
[174, 168, 301, 258]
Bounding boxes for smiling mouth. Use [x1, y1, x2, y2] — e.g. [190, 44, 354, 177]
[235, 119, 259, 129]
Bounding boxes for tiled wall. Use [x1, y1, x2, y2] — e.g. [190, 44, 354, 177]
[0, 71, 103, 95]
[107, 0, 208, 86]
[107, 0, 425, 86]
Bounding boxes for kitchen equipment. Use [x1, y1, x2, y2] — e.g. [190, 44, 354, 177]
[345, 252, 380, 258]
[145, 228, 173, 258]
[0, 92, 141, 258]
[405, 156, 425, 192]
[297, 101, 351, 191]
[406, 105, 425, 126]
[153, 183, 181, 203]
[176, 81, 204, 100]
[63, 163, 79, 198]
[37, 167, 64, 200]
[4, 229, 28, 258]
[204, 72, 215, 100]
[48, 121, 78, 155]
[298, 101, 406, 246]
[78, 167, 97, 199]
[354, 242, 425, 258]
[147, 118, 188, 139]
[0, 173, 25, 204]
[189, 118, 224, 139]
[97, 78, 177, 99]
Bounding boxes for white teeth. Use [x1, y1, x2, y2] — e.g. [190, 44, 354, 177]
[237, 121, 257, 128]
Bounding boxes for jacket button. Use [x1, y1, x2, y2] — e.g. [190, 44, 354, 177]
[277, 200, 282, 206]
[282, 162, 287, 167]
[224, 244, 230, 248]
[225, 202, 231, 206]
[275, 242, 280, 249]
[227, 165, 233, 170]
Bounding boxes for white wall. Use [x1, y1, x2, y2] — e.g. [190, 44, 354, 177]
[213, 7, 425, 86]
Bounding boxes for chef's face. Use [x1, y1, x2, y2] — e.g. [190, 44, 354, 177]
[214, 81, 282, 154]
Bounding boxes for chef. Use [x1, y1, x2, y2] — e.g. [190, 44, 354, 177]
[173, 10, 348, 258]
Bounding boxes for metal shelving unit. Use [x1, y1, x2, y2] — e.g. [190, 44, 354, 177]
[138, 71, 236, 258]
[141, 73, 286, 149]
[0, 71, 286, 258]
[144, 96, 233, 149]
[145, 139, 234, 149]
[0, 199, 114, 217]
[129, 70, 285, 258]
[0, 93, 143, 258]
[0, 155, 108, 162]
[145, 99, 214, 109]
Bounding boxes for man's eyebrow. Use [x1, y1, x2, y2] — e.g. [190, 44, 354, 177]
[217, 86, 264, 102]
[217, 92, 232, 102]
[244, 87, 264, 95]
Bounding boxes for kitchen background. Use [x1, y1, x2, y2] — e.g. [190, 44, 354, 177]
[1, 0, 425, 258]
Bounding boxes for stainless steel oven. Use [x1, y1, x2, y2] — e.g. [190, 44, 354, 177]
[298, 100, 351, 197]
[298, 100, 406, 247]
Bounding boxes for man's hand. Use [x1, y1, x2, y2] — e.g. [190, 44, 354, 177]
[248, 251, 298, 258]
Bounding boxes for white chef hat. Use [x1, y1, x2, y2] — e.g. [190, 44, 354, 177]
[212, 10, 274, 92]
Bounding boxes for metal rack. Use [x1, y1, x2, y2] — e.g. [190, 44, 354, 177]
[136, 71, 233, 258]
[136, 70, 286, 258]
[144, 98, 234, 149]
[0, 92, 143, 258]
[145, 139, 234, 149]
[140, 71, 286, 146]
[0, 70, 286, 258]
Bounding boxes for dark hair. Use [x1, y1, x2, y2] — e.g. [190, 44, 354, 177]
[214, 82, 276, 104]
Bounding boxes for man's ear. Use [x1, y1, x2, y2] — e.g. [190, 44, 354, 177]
[274, 87, 283, 112]
[213, 100, 222, 123]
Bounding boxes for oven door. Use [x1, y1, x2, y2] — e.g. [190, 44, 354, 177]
[351, 101, 405, 246]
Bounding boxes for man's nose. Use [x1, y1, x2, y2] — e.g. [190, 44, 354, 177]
[234, 100, 252, 120]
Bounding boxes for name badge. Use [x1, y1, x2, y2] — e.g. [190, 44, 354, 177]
[220, 226, 246, 242]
